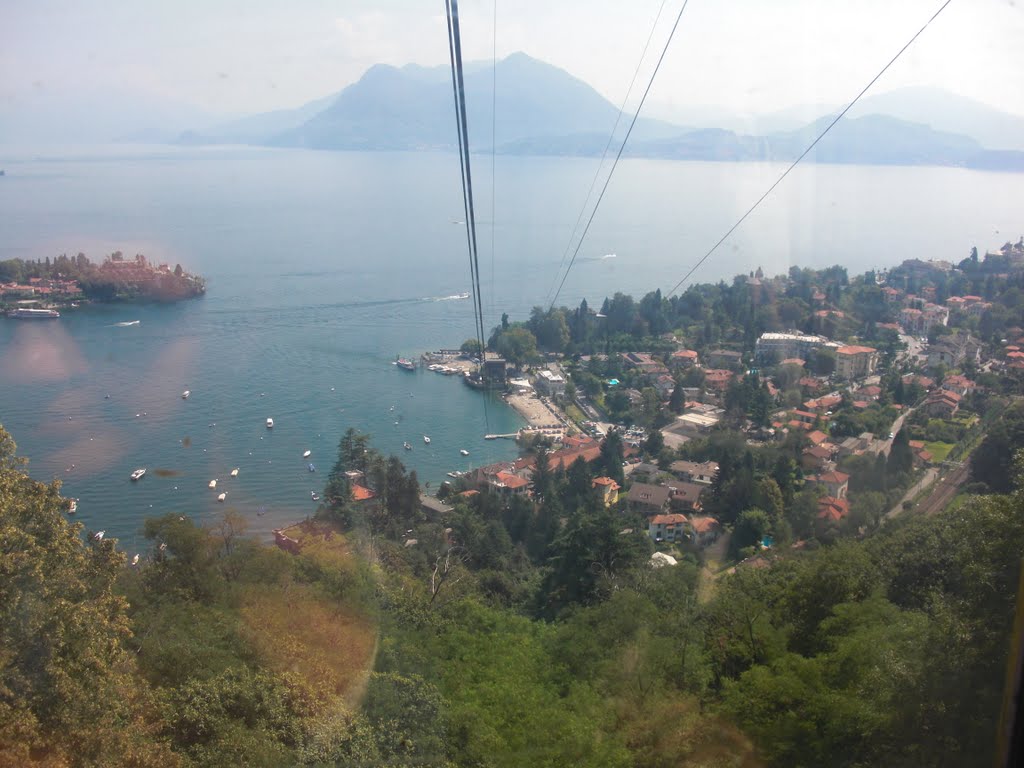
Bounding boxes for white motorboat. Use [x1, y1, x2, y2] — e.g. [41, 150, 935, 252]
[67, 499, 78, 514]
[311, 491, 320, 501]
[423, 435, 431, 444]
[208, 479, 217, 489]
[130, 468, 146, 481]
[266, 418, 274, 428]
[460, 449, 469, 456]
[217, 492, 227, 502]
[230, 468, 239, 477]
[303, 450, 311, 458]
[131, 554, 140, 566]
[404, 441, 412, 450]
[182, 390, 190, 399]
[93, 531, 105, 541]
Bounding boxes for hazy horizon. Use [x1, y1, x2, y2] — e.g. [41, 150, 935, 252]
[3, 0, 1023, 132]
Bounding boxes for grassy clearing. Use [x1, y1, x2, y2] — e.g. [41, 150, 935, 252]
[239, 522, 377, 704]
[565, 404, 586, 424]
[925, 441, 955, 463]
[239, 583, 377, 704]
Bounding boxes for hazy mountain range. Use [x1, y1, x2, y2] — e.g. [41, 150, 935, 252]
[177, 53, 1024, 170]
[3, 52, 1023, 171]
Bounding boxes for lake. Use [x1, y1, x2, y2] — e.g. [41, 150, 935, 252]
[1, 144, 1021, 544]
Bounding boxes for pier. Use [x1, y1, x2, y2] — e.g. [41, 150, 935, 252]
[484, 433, 519, 440]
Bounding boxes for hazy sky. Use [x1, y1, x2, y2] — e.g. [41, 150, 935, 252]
[3, 0, 1024, 119]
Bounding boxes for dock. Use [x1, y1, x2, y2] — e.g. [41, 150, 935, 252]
[484, 433, 519, 440]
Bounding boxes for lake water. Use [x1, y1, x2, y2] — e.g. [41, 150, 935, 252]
[1, 145, 1022, 544]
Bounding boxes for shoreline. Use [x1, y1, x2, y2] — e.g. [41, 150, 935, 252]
[504, 391, 572, 437]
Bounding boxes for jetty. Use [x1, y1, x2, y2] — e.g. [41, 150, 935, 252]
[484, 433, 519, 440]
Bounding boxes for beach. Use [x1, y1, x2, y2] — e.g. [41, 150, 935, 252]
[505, 391, 570, 433]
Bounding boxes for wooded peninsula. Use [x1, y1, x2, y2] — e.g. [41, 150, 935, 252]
[0, 251, 205, 309]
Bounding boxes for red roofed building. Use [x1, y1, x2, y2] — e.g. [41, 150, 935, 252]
[855, 385, 882, 400]
[592, 476, 620, 507]
[561, 434, 598, 450]
[817, 496, 850, 523]
[941, 374, 975, 397]
[491, 471, 530, 497]
[813, 470, 850, 499]
[647, 513, 690, 543]
[835, 345, 879, 380]
[802, 444, 835, 472]
[669, 349, 699, 368]
[792, 409, 818, 425]
[688, 516, 722, 546]
[807, 430, 828, 445]
[703, 369, 734, 392]
[351, 484, 377, 502]
[924, 389, 961, 417]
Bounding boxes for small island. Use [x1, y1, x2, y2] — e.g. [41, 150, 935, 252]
[0, 251, 205, 314]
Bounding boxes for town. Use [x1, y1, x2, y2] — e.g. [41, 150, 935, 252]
[374, 236, 1024, 569]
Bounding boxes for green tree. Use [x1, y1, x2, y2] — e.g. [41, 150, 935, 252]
[0, 424, 173, 766]
[494, 327, 538, 367]
[598, 430, 626, 484]
[732, 507, 772, 556]
[460, 338, 483, 356]
[886, 428, 914, 479]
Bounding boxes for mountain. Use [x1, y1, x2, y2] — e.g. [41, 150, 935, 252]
[271, 52, 685, 150]
[850, 86, 1024, 152]
[508, 114, 1018, 170]
[768, 114, 983, 166]
[177, 93, 337, 146]
[650, 87, 1024, 152]
[172, 54, 1024, 171]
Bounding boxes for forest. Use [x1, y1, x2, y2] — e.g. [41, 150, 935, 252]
[2, 420, 1023, 766]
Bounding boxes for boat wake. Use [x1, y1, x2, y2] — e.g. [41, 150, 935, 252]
[426, 293, 471, 302]
[112, 320, 141, 327]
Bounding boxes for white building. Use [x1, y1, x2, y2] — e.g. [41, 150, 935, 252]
[754, 332, 831, 364]
[535, 369, 566, 397]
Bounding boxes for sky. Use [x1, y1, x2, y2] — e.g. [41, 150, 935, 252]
[2, 0, 1024, 122]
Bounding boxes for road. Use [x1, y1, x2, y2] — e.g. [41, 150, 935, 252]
[884, 458, 971, 522]
[883, 468, 938, 521]
[899, 333, 927, 364]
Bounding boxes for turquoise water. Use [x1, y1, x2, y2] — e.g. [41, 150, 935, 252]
[1, 145, 1023, 543]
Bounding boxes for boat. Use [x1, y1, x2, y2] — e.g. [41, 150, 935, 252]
[403, 441, 412, 450]
[182, 390, 191, 399]
[308, 463, 316, 472]
[130, 468, 146, 481]
[131, 554, 140, 566]
[460, 449, 469, 456]
[93, 531, 105, 541]
[395, 357, 416, 371]
[303, 450, 311, 458]
[447, 470, 464, 479]
[266, 418, 274, 428]
[208, 479, 217, 489]
[67, 499, 77, 514]
[230, 468, 239, 477]
[217, 492, 227, 502]
[423, 435, 431, 444]
[8, 307, 59, 319]
[310, 491, 320, 502]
